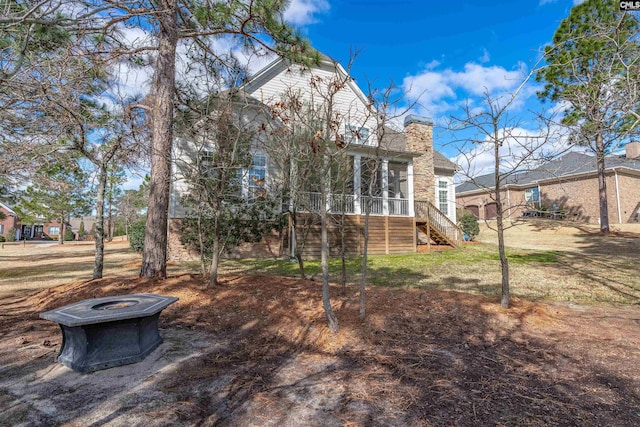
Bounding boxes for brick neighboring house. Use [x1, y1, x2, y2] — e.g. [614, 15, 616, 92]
[0, 201, 72, 240]
[0, 202, 19, 239]
[455, 142, 640, 224]
[69, 216, 96, 240]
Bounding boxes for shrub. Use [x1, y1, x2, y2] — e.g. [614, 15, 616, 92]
[129, 220, 146, 252]
[0, 235, 5, 242]
[7, 227, 16, 242]
[64, 227, 75, 241]
[459, 210, 480, 241]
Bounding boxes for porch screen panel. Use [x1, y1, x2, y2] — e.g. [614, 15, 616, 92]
[360, 158, 382, 197]
[388, 162, 408, 198]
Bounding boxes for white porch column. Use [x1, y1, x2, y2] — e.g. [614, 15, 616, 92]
[382, 159, 389, 216]
[354, 155, 361, 214]
[407, 160, 415, 217]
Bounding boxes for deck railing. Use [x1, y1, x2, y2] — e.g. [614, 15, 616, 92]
[414, 199, 463, 247]
[297, 193, 409, 216]
[389, 198, 410, 216]
[300, 192, 356, 214]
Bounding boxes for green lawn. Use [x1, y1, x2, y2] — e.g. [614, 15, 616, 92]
[218, 241, 639, 305]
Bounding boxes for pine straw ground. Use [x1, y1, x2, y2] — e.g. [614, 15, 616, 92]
[1, 274, 640, 426]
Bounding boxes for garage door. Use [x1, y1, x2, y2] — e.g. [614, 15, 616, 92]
[484, 203, 497, 219]
[466, 205, 479, 218]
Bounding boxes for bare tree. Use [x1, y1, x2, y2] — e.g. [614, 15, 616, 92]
[448, 76, 558, 308]
[260, 59, 364, 332]
[176, 91, 284, 286]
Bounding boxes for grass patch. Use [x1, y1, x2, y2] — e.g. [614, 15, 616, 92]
[218, 242, 640, 305]
[489, 250, 559, 264]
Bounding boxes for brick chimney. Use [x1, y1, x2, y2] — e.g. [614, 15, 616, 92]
[626, 141, 640, 160]
[404, 115, 435, 204]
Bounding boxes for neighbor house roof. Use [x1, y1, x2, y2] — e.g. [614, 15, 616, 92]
[69, 216, 96, 232]
[456, 151, 640, 194]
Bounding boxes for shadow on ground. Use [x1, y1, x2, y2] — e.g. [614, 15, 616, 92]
[1, 274, 639, 426]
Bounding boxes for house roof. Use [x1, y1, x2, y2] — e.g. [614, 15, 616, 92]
[241, 53, 372, 110]
[456, 151, 640, 194]
[0, 201, 17, 216]
[378, 128, 457, 172]
[69, 216, 96, 232]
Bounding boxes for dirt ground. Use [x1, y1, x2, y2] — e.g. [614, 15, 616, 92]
[1, 272, 639, 426]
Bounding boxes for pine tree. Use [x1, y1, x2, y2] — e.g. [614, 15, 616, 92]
[537, 0, 640, 232]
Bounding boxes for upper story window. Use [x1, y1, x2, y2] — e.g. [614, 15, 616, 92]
[346, 124, 371, 145]
[438, 180, 449, 215]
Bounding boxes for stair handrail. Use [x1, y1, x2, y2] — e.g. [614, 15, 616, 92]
[414, 200, 462, 247]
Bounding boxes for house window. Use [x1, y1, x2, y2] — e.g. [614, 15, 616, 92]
[438, 180, 449, 215]
[346, 124, 371, 145]
[0, 224, 4, 234]
[49, 226, 60, 235]
[525, 187, 540, 207]
[247, 152, 267, 199]
[198, 150, 265, 200]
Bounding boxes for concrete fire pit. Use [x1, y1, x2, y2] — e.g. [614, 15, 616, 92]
[40, 294, 178, 373]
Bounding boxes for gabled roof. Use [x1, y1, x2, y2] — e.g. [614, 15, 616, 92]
[434, 151, 457, 173]
[241, 53, 373, 115]
[0, 201, 17, 216]
[456, 151, 640, 194]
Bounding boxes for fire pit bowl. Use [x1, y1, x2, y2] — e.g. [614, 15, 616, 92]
[40, 293, 178, 373]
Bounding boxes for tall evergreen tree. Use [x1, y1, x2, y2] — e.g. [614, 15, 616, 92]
[537, 0, 640, 232]
[3, 1, 316, 279]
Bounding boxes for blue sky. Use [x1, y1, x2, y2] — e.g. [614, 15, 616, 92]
[282, 0, 586, 163]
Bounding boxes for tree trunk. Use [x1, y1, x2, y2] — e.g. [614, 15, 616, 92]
[197, 213, 206, 275]
[360, 206, 370, 320]
[106, 189, 113, 242]
[497, 209, 510, 308]
[321, 164, 338, 332]
[596, 133, 610, 233]
[292, 211, 306, 279]
[340, 211, 347, 295]
[494, 134, 510, 308]
[58, 216, 64, 245]
[140, 0, 178, 279]
[209, 236, 221, 286]
[93, 165, 107, 279]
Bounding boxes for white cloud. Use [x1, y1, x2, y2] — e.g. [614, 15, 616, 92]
[453, 125, 571, 179]
[449, 62, 527, 96]
[402, 61, 531, 118]
[479, 48, 490, 63]
[283, 0, 330, 26]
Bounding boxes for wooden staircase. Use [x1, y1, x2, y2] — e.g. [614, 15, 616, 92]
[414, 200, 463, 248]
